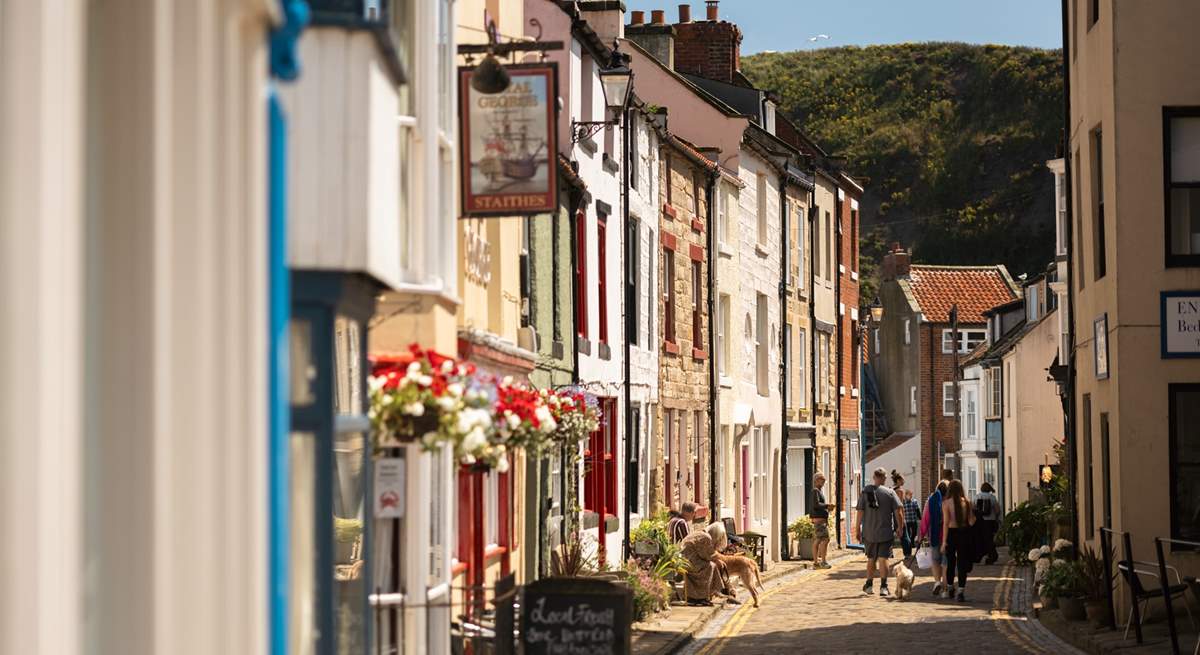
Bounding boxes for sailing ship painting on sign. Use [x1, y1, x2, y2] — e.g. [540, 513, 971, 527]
[460, 63, 558, 216]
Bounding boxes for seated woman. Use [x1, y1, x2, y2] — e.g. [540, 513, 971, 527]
[679, 522, 734, 606]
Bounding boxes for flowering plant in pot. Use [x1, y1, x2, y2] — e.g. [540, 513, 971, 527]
[493, 378, 558, 452]
[1079, 545, 1116, 626]
[369, 345, 475, 450]
[788, 516, 817, 560]
[544, 387, 600, 450]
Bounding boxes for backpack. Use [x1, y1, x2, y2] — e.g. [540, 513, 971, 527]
[975, 496, 993, 518]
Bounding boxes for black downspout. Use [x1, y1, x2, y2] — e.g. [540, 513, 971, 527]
[929, 325, 937, 491]
[623, 106, 633, 561]
[707, 169, 719, 517]
[779, 169, 790, 559]
[833, 188, 844, 546]
[1062, 0, 1079, 547]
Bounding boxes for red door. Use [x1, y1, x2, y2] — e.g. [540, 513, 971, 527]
[741, 444, 751, 533]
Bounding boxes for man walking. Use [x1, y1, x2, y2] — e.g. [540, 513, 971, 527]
[856, 468, 905, 597]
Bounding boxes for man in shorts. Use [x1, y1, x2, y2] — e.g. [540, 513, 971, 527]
[855, 467, 905, 597]
[809, 472, 833, 568]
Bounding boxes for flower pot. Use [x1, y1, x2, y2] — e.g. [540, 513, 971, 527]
[1086, 599, 1113, 627]
[794, 537, 815, 561]
[1040, 593, 1058, 610]
[1060, 595, 1087, 621]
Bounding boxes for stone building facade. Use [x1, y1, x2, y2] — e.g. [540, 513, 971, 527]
[657, 135, 716, 514]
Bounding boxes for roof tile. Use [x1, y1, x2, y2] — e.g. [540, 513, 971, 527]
[908, 265, 1017, 324]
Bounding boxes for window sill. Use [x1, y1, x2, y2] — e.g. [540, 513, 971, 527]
[718, 243, 734, 259]
[578, 336, 592, 356]
[451, 561, 469, 576]
[691, 218, 705, 233]
[599, 342, 612, 360]
[755, 243, 770, 258]
[664, 340, 680, 355]
[719, 375, 733, 389]
[692, 348, 708, 361]
[602, 153, 620, 174]
[662, 203, 677, 220]
[484, 545, 508, 562]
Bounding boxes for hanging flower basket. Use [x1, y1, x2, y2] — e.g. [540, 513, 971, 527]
[369, 345, 476, 452]
[545, 387, 600, 449]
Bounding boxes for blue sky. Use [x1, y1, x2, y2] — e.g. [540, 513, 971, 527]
[624, 0, 1063, 54]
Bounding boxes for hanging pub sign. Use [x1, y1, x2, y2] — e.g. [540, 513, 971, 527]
[459, 62, 558, 217]
[1162, 291, 1200, 358]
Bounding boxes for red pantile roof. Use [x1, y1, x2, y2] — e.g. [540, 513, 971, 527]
[907, 265, 1017, 324]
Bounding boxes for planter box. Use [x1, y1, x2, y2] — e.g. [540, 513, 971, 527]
[633, 540, 660, 556]
[793, 537, 815, 560]
[1060, 596, 1087, 621]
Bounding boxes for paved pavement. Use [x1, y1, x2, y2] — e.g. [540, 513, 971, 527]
[678, 552, 1084, 655]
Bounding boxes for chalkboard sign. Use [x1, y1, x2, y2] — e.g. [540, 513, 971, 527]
[520, 577, 632, 654]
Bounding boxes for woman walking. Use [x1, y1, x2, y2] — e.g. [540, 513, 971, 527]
[974, 482, 1001, 564]
[919, 480, 949, 596]
[941, 479, 977, 602]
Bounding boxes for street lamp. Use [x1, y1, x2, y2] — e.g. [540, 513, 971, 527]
[572, 41, 634, 143]
[869, 297, 883, 323]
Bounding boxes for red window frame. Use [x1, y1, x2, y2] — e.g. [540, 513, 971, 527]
[598, 215, 608, 343]
[692, 260, 702, 349]
[576, 210, 588, 338]
[583, 398, 619, 517]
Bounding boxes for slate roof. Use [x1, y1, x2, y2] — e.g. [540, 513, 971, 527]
[907, 265, 1018, 324]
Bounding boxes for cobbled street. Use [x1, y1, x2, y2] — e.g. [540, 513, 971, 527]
[680, 554, 1083, 655]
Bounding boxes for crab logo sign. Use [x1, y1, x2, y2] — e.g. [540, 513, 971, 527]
[373, 457, 405, 519]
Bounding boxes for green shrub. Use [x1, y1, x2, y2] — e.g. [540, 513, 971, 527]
[1000, 501, 1048, 563]
[788, 516, 816, 540]
[1040, 559, 1086, 598]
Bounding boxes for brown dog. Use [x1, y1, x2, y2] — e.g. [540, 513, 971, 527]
[713, 552, 764, 607]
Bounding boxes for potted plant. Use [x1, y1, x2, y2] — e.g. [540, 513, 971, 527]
[1056, 561, 1089, 621]
[788, 516, 816, 560]
[1080, 545, 1116, 627]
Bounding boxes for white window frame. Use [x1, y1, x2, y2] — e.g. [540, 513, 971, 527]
[716, 183, 728, 247]
[942, 381, 957, 417]
[797, 327, 808, 409]
[941, 329, 987, 354]
[909, 386, 917, 416]
[965, 388, 978, 438]
[756, 173, 768, 246]
[989, 368, 1002, 418]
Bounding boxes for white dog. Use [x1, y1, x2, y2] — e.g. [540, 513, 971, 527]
[891, 559, 916, 600]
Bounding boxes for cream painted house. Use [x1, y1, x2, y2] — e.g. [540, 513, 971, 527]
[1067, 0, 1200, 582]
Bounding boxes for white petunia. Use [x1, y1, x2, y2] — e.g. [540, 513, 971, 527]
[447, 383, 464, 397]
[441, 360, 455, 374]
[462, 427, 487, 453]
[407, 362, 422, 377]
[496, 457, 510, 473]
[417, 375, 433, 387]
[403, 402, 425, 417]
[501, 376, 513, 387]
[436, 396, 456, 411]
[536, 406, 557, 432]
[507, 413, 521, 430]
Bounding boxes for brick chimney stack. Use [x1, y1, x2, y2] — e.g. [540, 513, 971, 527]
[627, 8, 676, 69]
[881, 243, 912, 281]
[677, 4, 691, 23]
[671, 2, 742, 83]
[630, 10, 645, 25]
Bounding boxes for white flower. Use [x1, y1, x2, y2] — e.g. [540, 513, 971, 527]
[496, 457, 510, 473]
[462, 427, 487, 453]
[457, 365, 469, 376]
[440, 360, 455, 374]
[1028, 548, 1043, 562]
[536, 406, 557, 432]
[1053, 538, 1073, 552]
[436, 396, 456, 411]
[447, 383, 464, 397]
[1034, 558, 1051, 583]
[417, 375, 433, 387]
[403, 402, 425, 417]
[501, 376, 513, 387]
[1040, 545, 1052, 556]
[461, 453, 476, 465]
[368, 375, 386, 391]
[381, 394, 394, 406]
[506, 412, 521, 430]
[407, 362, 422, 377]
[1052, 558, 1067, 567]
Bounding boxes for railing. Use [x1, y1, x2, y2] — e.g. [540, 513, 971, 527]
[1098, 528, 1120, 632]
[1154, 537, 1200, 655]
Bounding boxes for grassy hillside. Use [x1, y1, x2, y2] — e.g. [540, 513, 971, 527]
[742, 43, 1063, 300]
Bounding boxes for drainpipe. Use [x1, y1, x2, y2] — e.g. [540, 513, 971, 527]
[707, 166, 719, 518]
[623, 105, 633, 561]
[778, 165, 790, 559]
[1061, 0, 1079, 547]
[808, 194, 818, 514]
[834, 187, 844, 547]
[929, 324, 937, 492]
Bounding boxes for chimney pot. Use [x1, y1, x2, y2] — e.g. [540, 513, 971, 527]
[651, 9, 666, 24]
[631, 10, 645, 25]
[678, 4, 691, 23]
[706, 0, 718, 20]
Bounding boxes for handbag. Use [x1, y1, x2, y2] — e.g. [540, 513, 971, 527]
[915, 544, 933, 570]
